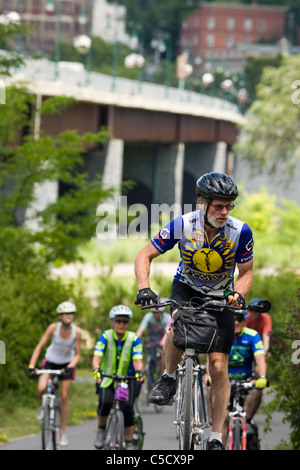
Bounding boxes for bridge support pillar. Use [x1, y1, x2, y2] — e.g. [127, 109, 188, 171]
[182, 141, 228, 206]
[102, 138, 124, 206]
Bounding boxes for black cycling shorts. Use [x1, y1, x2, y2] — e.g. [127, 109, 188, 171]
[42, 359, 75, 380]
[170, 280, 235, 355]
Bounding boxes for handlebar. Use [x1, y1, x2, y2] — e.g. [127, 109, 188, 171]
[32, 369, 63, 376]
[141, 296, 243, 313]
[230, 379, 269, 391]
[98, 371, 140, 381]
[141, 293, 271, 314]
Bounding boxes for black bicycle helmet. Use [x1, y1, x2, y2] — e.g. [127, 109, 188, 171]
[196, 172, 238, 201]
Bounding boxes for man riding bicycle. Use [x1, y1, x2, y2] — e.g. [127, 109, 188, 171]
[246, 298, 272, 356]
[136, 307, 171, 375]
[134, 172, 254, 450]
[92, 305, 144, 450]
[226, 309, 267, 441]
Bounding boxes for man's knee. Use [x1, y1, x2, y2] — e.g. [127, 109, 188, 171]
[209, 353, 229, 382]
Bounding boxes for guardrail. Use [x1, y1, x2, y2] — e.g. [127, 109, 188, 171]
[16, 58, 240, 114]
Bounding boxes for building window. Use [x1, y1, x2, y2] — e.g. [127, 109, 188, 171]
[226, 18, 235, 31]
[258, 20, 266, 32]
[207, 16, 215, 30]
[206, 34, 215, 47]
[244, 19, 253, 32]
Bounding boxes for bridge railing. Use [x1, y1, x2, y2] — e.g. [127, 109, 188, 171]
[16, 59, 239, 114]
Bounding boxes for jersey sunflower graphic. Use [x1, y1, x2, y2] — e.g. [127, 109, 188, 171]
[181, 230, 236, 278]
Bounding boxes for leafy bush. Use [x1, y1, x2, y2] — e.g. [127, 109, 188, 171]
[264, 289, 300, 450]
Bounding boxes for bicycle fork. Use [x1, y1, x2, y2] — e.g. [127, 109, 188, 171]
[228, 412, 247, 450]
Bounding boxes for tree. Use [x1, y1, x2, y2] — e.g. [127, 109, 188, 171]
[0, 85, 113, 263]
[0, 83, 113, 391]
[0, 13, 32, 74]
[264, 290, 300, 450]
[234, 54, 300, 176]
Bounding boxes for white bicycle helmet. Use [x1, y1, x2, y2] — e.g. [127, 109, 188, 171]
[109, 305, 133, 320]
[56, 301, 77, 315]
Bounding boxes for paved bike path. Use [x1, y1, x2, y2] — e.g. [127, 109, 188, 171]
[0, 400, 290, 451]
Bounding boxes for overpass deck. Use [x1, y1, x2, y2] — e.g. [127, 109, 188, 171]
[11, 59, 244, 126]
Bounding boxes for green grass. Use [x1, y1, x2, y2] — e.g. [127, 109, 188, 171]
[0, 369, 96, 444]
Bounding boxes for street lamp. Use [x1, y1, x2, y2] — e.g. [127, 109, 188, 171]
[202, 72, 215, 94]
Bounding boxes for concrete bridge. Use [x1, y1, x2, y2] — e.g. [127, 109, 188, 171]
[12, 59, 244, 223]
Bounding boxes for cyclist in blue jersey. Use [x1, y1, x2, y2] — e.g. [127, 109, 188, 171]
[228, 310, 267, 423]
[134, 172, 254, 450]
[92, 305, 143, 450]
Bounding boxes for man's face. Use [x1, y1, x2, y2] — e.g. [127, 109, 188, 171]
[206, 199, 235, 228]
[113, 316, 130, 336]
[234, 314, 246, 335]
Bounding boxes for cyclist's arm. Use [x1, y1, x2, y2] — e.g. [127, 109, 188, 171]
[136, 325, 145, 337]
[133, 358, 144, 383]
[28, 323, 56, 368]
[230, 259, 253, 305]
[254, 352, 266, 378]
[134, 242, 161, 290]
[92, 354, 102, 383]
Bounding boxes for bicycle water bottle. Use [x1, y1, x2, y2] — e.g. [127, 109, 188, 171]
[46, 380, 52, 394]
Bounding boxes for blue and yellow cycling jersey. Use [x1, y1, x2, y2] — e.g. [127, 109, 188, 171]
[228, 327, 265, 380]
[151, 210, 253, 293]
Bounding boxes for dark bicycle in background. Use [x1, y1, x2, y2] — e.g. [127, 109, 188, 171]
[139, 344, 164, 413]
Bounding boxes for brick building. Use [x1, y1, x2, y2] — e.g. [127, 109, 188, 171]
[180, 2, 288, 72]
[0, 0, 128, 55]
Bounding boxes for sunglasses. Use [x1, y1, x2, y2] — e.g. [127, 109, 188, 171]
[210, 203, 235, 212]
[114, 318, 130, 324]
[234, 315, 245, 323]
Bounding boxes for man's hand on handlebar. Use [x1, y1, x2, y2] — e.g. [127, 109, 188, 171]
[93, 368, 102, 384]
[227, 291, 246, 308]
[135, 288, 159, 306]
[135, 371, 144, 383]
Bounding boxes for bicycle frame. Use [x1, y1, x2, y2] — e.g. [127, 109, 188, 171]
[35, 369, 62, 450]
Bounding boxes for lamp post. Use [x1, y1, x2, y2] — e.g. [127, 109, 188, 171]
[111, 6, 125, 92]
[125, 22, 145, 94]
[73, 4, 92, 86]
[45, 0, 62, 81]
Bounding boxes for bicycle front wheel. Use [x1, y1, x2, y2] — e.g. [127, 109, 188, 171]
[179, 357, 193, 450]
[52, 400, 61, 450]
[233, 420, 242, 450]
[41, 401, 55, 450]
[134, 409, 144, 450]
[104, 410, 125, 450]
